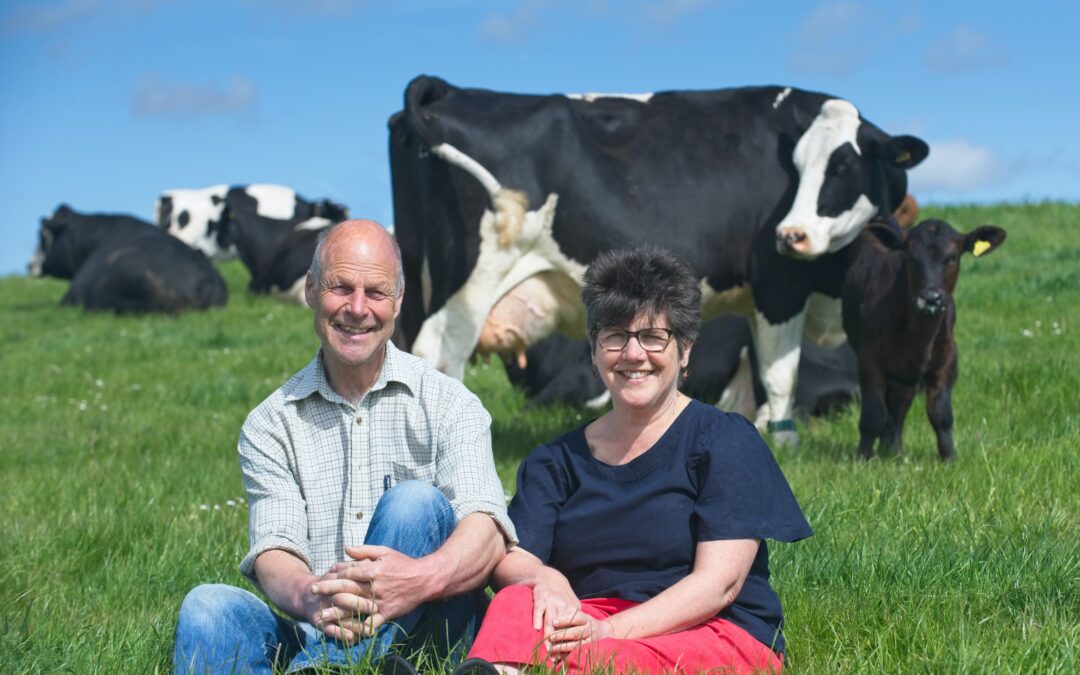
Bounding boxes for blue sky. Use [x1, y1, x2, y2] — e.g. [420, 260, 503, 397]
[2, 0, 1077, 277]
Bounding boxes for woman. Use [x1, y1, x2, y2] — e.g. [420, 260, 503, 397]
[462, 246, 812, 674]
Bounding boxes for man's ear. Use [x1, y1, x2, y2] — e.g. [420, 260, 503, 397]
[964, 226, 1007, 258]
[394, 287, 404, 320]
[304, 273, 316, 308]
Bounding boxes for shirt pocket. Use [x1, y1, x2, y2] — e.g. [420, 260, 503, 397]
[392, 460, 437, 486]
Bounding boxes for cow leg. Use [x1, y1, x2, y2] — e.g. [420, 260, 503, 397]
[926, 383, 956, 461]
[882, 382, 917, 453]
[856, 355, 887, 460]
[752, 311, 806, 447]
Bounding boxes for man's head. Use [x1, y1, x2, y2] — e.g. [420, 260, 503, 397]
[305, 220, 404, 394]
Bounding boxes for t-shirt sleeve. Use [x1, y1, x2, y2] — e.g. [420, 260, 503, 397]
[693, 412, 813, 543]
[507, 443, 571, 563]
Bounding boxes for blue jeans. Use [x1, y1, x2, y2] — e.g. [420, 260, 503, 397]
[173, 481, 486, 673]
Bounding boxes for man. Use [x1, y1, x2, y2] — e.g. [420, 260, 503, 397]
[173, 220, 516, 673]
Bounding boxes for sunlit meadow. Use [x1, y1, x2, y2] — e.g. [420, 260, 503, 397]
[1, 202, 1076, 673]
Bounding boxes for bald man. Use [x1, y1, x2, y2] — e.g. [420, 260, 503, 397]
[174, 220, 516, 674]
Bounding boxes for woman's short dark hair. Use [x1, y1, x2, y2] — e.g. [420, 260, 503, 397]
[581, 245, 701, 352]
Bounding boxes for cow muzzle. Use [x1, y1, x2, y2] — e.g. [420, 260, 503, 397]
[775, 227, 814, 258]
[915, 290, 946, 316]
[27, 249, 45, 277]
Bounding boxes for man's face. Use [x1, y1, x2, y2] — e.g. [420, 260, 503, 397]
[306, 226, 402, 378]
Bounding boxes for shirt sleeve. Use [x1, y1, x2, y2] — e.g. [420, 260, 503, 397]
[433, 381, 518, 546]
[238, 401, 312, 585]
[507, 443, 570, 563]
[693, 412, 813, 543]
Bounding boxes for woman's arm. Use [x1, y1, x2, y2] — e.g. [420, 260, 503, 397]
[492, 546, 583, 638]
[546, 538, 760, 653]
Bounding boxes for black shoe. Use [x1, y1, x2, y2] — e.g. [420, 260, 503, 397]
[451, 657, 499, 675]
[381, 653, 420, 675]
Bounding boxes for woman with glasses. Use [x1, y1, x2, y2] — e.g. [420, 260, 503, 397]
[457, 246, 813, 675]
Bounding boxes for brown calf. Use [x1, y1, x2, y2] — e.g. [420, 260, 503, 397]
[842, 217, 1006, 460]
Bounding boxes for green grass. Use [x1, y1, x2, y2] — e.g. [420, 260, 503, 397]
[1, 202, 1077, 673]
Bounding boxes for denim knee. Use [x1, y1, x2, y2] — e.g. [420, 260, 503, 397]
[177, 583, 255, 633]
[366, 481, 456, 553]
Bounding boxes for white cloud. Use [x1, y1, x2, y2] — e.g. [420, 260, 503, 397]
[798, 0, 863, 45]
[645, 0, 718, 25]
[477, 0, 557, 45]
[132, 76, 258, 119]
[924, 25, 1008, 72]
[1, 0, 100, 34]
[908, 140, 1008, 193]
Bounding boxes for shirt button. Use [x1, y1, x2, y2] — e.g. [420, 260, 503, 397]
[355, 416, 362, 425]
[355, 512, 363, 520]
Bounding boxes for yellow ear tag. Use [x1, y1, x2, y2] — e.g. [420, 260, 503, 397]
[973, 240, 991, 257]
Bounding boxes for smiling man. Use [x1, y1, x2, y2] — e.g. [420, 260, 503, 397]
[173, 220, 516, 674]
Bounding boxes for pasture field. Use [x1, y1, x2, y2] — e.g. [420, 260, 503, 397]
[1, 202, 1077, 674]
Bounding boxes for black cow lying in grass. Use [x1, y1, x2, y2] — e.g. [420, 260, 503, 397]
[503, 315, 859, 424]
[842, 217, 1007, 460]
[28, 204, 228, 313]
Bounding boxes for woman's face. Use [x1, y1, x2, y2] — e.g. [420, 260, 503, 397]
[592, 313, 691, 413]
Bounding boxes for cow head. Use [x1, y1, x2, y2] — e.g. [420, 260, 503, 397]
[865, 218, 1006, 316]
[28, 206, 80, 279]
[776, 99, 928, 259]
[313, 199, 350, 223]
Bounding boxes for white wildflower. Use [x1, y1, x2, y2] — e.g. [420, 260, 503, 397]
[78, 400, 88, 411]
[1021, 329, 1033, 338]
[199, 504, 209, 511]
[95, 379, 104, 388]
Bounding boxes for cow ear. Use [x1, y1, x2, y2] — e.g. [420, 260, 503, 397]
[964, 226, 1007, 258]
[887, 135, 929, 169]
[865, 219, 907, 252]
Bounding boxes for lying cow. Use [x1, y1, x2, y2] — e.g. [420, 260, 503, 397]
[390, 75, 928, 445]
[28, 204, 227, 313]
[504, 316, 859, 423]
[155, 183, 348, 262]
[842, 217, 1006, 460]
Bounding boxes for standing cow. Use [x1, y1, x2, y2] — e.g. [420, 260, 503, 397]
[155, 183, 348, 264]
[842, 217, 1006, 460]
[28, 204, 227, 313]
[389, 75, 928, 445]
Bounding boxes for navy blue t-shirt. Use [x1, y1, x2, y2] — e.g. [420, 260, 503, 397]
[508, 400, 812, 655]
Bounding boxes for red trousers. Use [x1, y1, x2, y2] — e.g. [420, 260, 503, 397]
[468, 585, 783, 674]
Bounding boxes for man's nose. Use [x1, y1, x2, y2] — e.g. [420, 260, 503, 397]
[346, 290, 368, 314]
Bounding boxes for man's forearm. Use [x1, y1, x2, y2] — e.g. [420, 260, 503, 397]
[253, 549, 320, 622]
[419, 512, 507, 601]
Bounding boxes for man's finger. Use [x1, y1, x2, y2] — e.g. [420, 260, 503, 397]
[327, 593, 376, 617]
[344, 544, 392, 560]
[311, 578, 364, 597]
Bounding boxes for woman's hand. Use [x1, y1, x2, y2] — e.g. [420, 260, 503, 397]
[530, 568, 582, 639]
[545, 614, 614, 657]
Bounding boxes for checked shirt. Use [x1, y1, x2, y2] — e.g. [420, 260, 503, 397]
[238, 342, 516, 582]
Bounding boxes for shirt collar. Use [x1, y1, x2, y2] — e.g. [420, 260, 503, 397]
[283, 341, 417, 405]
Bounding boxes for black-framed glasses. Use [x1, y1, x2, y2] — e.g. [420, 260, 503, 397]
[594, 327, 675, 352]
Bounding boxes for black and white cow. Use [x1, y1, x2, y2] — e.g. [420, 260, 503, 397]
[248, 218, 332, 305]
[505, 316, 859, 423]
[28, 204, 227, 313]
[155, 183, 348, 263]
[389, 75, 928, 444]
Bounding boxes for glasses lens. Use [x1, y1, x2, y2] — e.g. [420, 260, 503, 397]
[597, 330, 627, 350]
[638, 329, 671, 351]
